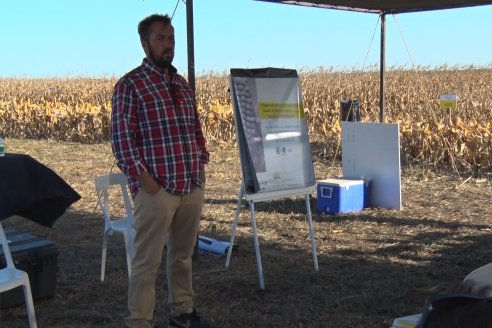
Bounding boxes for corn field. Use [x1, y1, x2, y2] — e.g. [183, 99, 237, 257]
[0, 66, 491, 171]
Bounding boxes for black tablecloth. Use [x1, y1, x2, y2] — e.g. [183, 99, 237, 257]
[0, 153, 81, 227]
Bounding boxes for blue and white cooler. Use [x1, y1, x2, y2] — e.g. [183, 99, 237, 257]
[316, 178, 368, 214]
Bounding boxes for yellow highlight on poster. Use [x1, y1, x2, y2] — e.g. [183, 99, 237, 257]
[258, 102, 304, 119]
[440, 94, 457, 109]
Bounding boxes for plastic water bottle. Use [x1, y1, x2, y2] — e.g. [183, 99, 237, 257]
[0, 135, 5, 157]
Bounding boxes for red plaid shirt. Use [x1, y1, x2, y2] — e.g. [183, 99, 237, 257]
[111, 59, 209, 197]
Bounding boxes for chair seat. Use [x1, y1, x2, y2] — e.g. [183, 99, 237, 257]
[107, 217, 134, 234]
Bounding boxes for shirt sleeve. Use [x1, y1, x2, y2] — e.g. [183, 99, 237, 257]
[111, 79, 148, 176]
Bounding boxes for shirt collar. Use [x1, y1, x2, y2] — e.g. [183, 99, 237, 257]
[141, 58, 178, 76]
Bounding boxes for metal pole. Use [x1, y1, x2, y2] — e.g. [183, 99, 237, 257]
[185, 0, 199, 261]
[379, 12, 386, 123]
[186, 0, 196, 93]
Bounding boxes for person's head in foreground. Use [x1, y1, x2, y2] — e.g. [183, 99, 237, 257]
[417, 280, 492, 328]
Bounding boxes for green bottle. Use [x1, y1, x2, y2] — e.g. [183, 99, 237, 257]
[0, 135, 5, 157]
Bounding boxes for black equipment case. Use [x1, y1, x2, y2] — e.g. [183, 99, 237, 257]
[0, 228, 58, 308]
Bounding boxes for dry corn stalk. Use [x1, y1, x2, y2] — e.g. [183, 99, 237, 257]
[0, 66, 490, 171]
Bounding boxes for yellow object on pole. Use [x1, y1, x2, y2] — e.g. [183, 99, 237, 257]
[440, 94, 457, 109]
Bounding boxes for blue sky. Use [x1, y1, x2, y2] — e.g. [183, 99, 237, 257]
[1, 0, 491, 78]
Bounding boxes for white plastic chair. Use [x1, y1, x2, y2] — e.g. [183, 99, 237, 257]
[95, 173, 136, 282]
[464, 262, 492, 286]
[0, 222, 37, 328]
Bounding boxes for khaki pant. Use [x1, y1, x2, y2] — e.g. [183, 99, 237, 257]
[125, 185, 204, 328]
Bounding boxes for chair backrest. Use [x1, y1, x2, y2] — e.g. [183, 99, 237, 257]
[464, 262, 492, 286]
[95, 173, 134, 228]
[0, 222, 16, 269]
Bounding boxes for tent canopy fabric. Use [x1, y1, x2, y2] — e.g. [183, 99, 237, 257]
[255, 0, 492, 14]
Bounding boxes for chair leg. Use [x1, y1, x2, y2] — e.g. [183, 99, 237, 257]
[22, 276, 37, 328]
[101, 234, 108, 282]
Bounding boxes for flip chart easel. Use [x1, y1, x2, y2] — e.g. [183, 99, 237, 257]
[226, 67, 318, 289]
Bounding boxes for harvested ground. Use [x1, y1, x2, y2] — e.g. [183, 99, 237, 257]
[1, 138, 491, 328]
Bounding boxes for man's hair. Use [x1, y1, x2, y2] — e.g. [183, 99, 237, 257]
[138, 14, 172, 41]
[421, 300, 492, 328]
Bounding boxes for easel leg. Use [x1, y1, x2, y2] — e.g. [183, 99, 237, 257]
[225, 184, 245, 268]
[305, 194, 319, 272]
[249, 200, 265, 289]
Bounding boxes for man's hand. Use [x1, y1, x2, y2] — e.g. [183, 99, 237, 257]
[136, 171, 161, 194]
[200, 162, 206, 185]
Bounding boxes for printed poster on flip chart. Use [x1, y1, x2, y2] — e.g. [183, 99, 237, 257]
[230, 68, 315, 194]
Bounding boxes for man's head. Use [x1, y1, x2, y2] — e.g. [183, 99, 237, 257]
[417, 295, 492, 328]
[138, 14, 175, 70]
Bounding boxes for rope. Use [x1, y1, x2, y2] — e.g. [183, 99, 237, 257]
[361, 14, 381, 72]
[392, 13, 460, 177]
[331, 16, 381, 169]
[171, 0, 180, 20]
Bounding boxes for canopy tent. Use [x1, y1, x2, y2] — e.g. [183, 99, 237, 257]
[184, 0, 492, 122]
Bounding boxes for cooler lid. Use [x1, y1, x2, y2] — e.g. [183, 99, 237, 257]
[317, 178, 364, 187]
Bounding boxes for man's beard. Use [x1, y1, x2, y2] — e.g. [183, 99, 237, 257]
[149, 47, 174, 70]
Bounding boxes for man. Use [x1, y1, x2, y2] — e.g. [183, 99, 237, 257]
[111, 14, 213, 328]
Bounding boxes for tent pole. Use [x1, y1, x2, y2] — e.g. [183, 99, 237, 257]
[379, 12, 386, 123]
[186, 0, 196, 93]
[186, 0, 199, 262]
